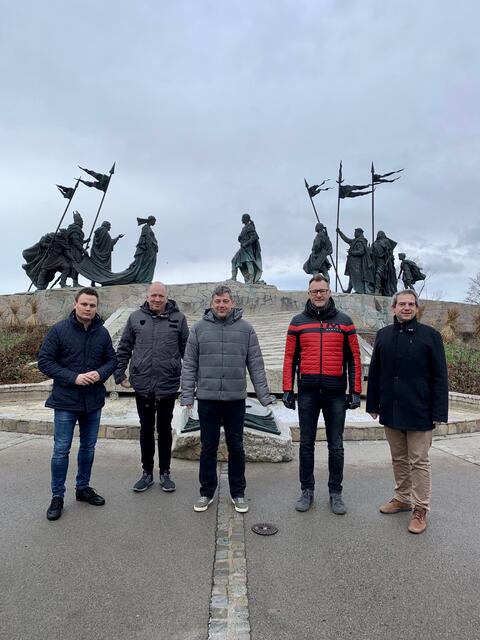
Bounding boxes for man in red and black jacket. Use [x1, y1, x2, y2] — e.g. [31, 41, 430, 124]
[282, 274, 362, 514]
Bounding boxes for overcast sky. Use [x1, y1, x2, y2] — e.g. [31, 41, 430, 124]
[1, 1, 478, 301]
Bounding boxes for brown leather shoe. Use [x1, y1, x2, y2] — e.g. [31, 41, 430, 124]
[379, 498, 412, 514]
[408, 507, 428, 534]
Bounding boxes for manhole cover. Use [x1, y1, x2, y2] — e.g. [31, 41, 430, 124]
[251, 523, 278, 536]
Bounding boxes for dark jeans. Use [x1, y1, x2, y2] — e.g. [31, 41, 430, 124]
[135, 392, 176, 475]
[197, 399, 246, 499]
[51, 408, 102, 497]
[298, 388, 346, 494]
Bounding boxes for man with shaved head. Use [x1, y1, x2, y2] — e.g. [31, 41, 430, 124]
[115, 282, 189, 492]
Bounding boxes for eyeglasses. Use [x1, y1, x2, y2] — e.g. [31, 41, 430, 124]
[309, 289, 330, 295]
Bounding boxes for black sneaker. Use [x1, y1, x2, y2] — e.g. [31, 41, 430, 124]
[330, 493, 347, 515]
[133, 472, 154, 492]
[159, 473, 176, 492]
[75, 487, 105, 506]
[295, 489, 314, 512]
[46, 496, 64, 521]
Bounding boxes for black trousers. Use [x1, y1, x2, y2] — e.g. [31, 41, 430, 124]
[135, 392, 176, 475]
[197, 399, 246, 499]
[298, 388, 346, 494]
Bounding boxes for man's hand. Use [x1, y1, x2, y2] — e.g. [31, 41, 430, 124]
[369, 413, 378, 420]
[282, 391, 296, 410]
[120, 379, 132, 389]
[75, 371, 100, 386]
[346, 393, 361, 410]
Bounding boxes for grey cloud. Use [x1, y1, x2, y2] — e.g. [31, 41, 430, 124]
[1, 1, 480, 303]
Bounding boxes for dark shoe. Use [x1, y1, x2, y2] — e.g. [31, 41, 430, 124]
[295, 489, 314, 512]
[46, 496, 64, 521]
[159, 473, 176, 492]
[379, 498, 412, 514]
[231, 497, 249, 513]
[330, 493, 347, 515]
[75, 487, 105, 506]
[133, 472, 154, 492]
[408, 507, 428, 534]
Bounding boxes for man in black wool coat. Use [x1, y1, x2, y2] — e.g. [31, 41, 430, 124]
[366, 289, 448, 534]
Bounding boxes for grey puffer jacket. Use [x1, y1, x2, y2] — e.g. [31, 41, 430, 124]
[114, 299, 189, 398]
[180, 308, 271, 406]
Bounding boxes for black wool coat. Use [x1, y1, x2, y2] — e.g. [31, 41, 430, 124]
[366, 317, 448, 430]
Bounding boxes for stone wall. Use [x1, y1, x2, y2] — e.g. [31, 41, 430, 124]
[0, 282, 477, 334]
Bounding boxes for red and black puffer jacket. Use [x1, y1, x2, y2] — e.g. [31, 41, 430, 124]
[282, 298, 362, 395]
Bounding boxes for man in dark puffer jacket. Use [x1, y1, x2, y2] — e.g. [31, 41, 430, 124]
[282, 274, 362, 514]
[115, 282, 189, 493]
[38, 287, 117, 521]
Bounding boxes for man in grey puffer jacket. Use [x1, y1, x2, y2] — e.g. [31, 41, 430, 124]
[181, 285, 271, 513]
[115, 282, 189, 493]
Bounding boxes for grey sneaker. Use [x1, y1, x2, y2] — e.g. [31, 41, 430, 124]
[193, 496, 214, 512]
[330, 493, 347, 515]
[231, 497, 249, 513]
[295, 489, 314, 512]
[159, 473, 176, 492]
[133, 472, 154, 492]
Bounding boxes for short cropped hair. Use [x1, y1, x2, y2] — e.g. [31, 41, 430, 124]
[75, 287, 99, 301]
[391, 289, 419, 307]
[308, 274, 330, 287]
[211, 285, 234, 301]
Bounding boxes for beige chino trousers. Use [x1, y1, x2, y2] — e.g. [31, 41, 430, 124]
[384, 427, 433, 511]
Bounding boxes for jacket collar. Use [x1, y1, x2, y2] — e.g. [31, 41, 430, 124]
[69, 310, 102, 332]
[304, 297, 337, 321]
[203, 307, 243, 324]
[393, 315, 418, 332]
[140, 298, 179, 318]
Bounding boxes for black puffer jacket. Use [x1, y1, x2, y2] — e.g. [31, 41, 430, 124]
[366, 317, 448, 430]
[114, 299, 189, 398]
[38, 312, 117, 412]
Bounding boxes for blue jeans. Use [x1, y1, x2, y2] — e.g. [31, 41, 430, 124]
[298, 389, 346, 494]
[51, 408, 102, 497]
[197, 399, 246, 499]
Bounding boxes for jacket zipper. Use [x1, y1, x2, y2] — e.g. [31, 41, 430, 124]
[319, 320, 323, 377]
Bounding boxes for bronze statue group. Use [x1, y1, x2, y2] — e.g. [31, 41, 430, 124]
[23, 209, 425, 296]
[304, 222, 426, 296]
[22, 214, 157, 290]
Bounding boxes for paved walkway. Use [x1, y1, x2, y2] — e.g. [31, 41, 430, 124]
[1, 432, 480, 640]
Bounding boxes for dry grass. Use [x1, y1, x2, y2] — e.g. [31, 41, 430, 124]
[441, 307, 460, 344]
[6, 300, 21, 330]
[0, 326, 49, 384]
[445, 341, 480, 395]
[25, 298, 40, 328]
[473, 310, 480, 341]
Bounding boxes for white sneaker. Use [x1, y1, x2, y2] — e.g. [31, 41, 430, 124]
[193, 496, 214, 512]
[231, 497, 249, 513]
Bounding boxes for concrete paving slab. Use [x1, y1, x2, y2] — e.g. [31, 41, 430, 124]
[244, 441, 480, 640]
[0, 436, 213, 640]
[2, 434, 480, 640]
